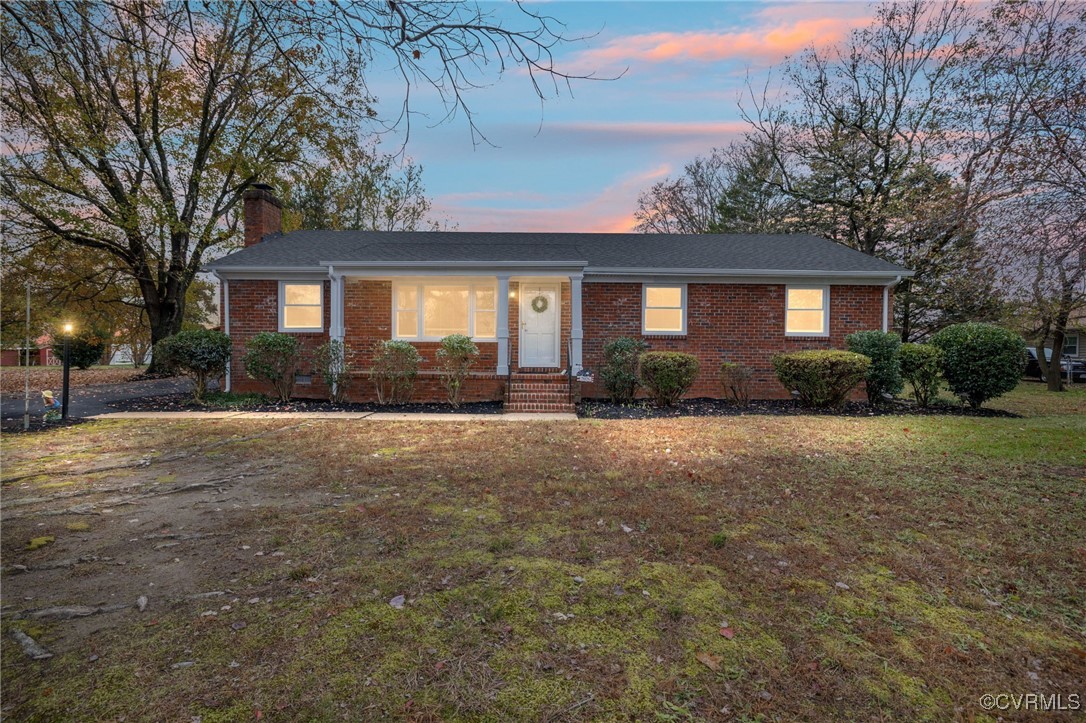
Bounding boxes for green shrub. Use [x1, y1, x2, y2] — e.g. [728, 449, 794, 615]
[719, 361, 753, 405]
[638, 351, 700, 406]
[51, 326, 106, 370]
[845, 330, 903, 404]
[370, 340, 421, 405]
[154, 329, 232, 403]
[899, 343, 944, 407]
[930, 323, 1025, 408]
[313, 339, 357, 403]
[600, 337, 648, 403]
[436, 334, 479, 408]
[772, 350, 870, 408]
[243, 332, 301, 402]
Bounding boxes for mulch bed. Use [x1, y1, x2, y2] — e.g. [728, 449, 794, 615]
[109, 393, 504, 415]
[578, 397, 1020, 419]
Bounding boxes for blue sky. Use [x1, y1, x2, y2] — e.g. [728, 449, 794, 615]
[368, 2, 873, 232]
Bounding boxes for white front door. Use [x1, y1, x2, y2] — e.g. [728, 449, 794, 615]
[519, 282, 560, 367]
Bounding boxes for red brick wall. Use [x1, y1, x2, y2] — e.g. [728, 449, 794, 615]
[341, 278, 503, 402]
[580, 282, 887, 400]
[227, 280, 331, 399]
[227, 277, 888, 403]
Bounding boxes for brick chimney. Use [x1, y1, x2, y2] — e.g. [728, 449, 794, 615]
[243, 183, 282, 247]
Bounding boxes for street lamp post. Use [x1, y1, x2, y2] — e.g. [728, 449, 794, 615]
[61, 322, 73, 420]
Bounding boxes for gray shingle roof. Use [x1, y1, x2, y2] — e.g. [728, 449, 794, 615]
[206, 230, 910, 276]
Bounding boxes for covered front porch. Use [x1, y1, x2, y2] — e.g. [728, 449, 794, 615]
[328, 264, 586, 379]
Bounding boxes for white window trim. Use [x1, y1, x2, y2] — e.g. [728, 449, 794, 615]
[642, 283, 687, 335]
[784, 285, 830, 338]
[1063, 333, 1079, 357]
[278, 281, 324, 333]
[392, 280, 498, 342]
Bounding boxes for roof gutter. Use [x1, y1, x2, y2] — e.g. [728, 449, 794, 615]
[319, 260, 589, 268]
[585, 267, 913, 278]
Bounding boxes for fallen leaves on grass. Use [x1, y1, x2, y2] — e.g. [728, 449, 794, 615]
[696, 651, 722, 671]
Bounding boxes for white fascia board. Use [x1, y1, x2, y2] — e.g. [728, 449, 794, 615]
[325, 262, 588, 277]
[585, 267, 913, 278]
[584, 269, 911, 285]
[210, 267, 329, 281]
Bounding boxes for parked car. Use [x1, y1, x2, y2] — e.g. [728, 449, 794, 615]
[1025, 348, 1086, 382]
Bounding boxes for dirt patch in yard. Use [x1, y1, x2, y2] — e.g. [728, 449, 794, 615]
[2, 404, 1083, 721]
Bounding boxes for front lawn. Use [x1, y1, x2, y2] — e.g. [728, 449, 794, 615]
[2, 383, 1083, 720]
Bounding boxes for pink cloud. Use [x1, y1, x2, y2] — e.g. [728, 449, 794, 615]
[433, 164, 672, 233]
[572, 6, 872, 70]
[552, 120, 749, 139]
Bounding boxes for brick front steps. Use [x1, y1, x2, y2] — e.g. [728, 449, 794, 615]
[504, 372, 575, 413]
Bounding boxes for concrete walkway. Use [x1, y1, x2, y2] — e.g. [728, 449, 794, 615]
[89, 411, 578, 421]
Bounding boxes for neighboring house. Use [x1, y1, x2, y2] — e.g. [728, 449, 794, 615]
[206, 185, 912, 410]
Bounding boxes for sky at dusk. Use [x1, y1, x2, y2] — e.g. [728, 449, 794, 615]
[367, 1, 875, 233]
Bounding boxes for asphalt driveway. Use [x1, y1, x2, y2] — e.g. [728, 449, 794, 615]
[1, 376, 196, 422]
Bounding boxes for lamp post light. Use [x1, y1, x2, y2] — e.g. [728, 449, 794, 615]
[61, 322, 73, 420]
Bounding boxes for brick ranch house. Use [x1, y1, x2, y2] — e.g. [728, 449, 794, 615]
[206, 185, 912, 411]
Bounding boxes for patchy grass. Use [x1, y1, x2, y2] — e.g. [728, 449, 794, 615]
[193, 391, 270, 408]
[1, 383, 1083, 721]
[25, 536, 55, 551]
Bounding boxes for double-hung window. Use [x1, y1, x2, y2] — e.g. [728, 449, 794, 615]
[393, 281, 498, 341]
[1063, 333, 1079, 357]
[642, 285, 686, 335]
[785, 286, 829, 336]
[279, 282, 323, 332]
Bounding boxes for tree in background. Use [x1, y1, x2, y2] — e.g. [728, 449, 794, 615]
[2, 1, 589, 369]
[634, 149, 730, 234]
[283, 145, 446, 233]
[2, 233, 217, 366]
[634, 0, 1083, 347]
[970, 0, 1085, 390]
[738, 1, 1013, 340]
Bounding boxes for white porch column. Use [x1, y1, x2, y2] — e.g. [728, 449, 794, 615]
[329, 272, 345, 342]
[496, 275, 511, 375]
[570, 274, 583, 374]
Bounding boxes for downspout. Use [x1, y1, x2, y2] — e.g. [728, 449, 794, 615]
[216, 272, 231, 392]
[327, 265, 342, 399]
[882, 275, 901, 333]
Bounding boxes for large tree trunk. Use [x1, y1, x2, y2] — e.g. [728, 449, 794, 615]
[897, 278, 914, 342]
[144, 285, 187, 374]
[1042, 270, 1076, 392]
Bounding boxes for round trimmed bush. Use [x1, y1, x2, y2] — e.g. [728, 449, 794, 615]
[600, 337, 648, 403]
[638, 351, 700, 406]
[845, 330, 903, 404]
[772, 350, 870, 408]
[930, 323, 1025, 408]
[243, 331, 301, 402]
[899, 342, 943, 407]
[154, 329, 232, 402]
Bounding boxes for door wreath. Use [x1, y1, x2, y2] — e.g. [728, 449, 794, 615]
[530, 295, 549, 313]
